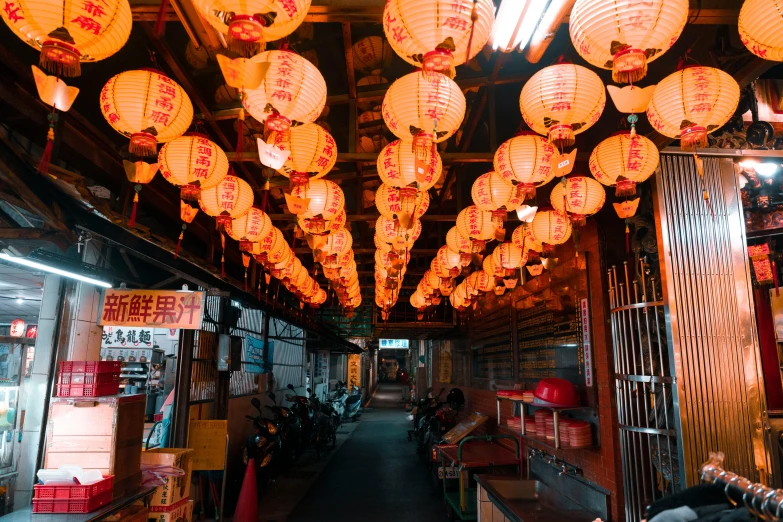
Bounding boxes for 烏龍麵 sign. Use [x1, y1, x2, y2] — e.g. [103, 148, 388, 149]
[99, 289, 205, 329]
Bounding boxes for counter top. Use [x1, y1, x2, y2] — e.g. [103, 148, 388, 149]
[438, 442, 519, 468]
[475, 475, 598, 522]
[1, 487, 155, 522]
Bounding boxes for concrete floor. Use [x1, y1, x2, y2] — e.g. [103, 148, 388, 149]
[284, 383, 449, 522]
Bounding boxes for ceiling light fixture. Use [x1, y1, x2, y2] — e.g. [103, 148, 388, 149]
[0, 253, 112, 289]
[755, 163, 779, 177]
[16, 298, 23, 304]
[492, 0, 554, 53]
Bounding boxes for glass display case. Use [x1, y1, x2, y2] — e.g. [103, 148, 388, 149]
[0, 337, 31, 515]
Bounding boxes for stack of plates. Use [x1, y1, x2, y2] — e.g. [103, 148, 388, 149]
[522, 391, 535, 403]
[559, 419, 572, 445]
[524, 416, 536, 434]
[567, 421, 592, 448]
[507, 416, 521, 431]
[534, 410, 552, 436]
[544, 417, 555, 440]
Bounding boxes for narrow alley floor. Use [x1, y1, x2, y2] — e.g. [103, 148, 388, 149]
[263, 383, 449, 522]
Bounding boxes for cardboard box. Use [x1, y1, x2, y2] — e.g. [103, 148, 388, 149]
[147, 499, 193, 522]
[44, 394, 145, 499]
[141, 448, 193, 509]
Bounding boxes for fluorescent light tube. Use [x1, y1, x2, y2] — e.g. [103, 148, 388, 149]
[0, 253, 113, 288]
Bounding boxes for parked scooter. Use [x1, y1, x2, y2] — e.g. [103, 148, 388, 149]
[343, 384, 362, 422]
[243, 397, 281, 475]
[421, 389, 465, 464]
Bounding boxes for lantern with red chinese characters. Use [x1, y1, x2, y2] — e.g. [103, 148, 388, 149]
[493, 132, 557, 199]
[437, 245, 462, 277]
[0, 0, 132, 77]
[377, 140, 442, 209]
[159, 133, 229, 202]
[375, 183, 430, 226]
[740, 0, 783, 60]
[227, 207, 273, 252]
[446, 226, 473, 266]
[375, 215, 421, 249]
[353, 36, 393, 72]
[456, 205, 497, 252]
[290, 179, 345, 233]
[382, 0, 495, 79]
[319, 228, 353, 259]
[243, 51, 326, 141]
[569, 0, 688, 83]
[646, 66, 739, 151]
[268, 123, 337, 186]
[549, 176, 606, 227]
[530, 209, 573, 256]
[100, 70, 193, 157]
[483, 252, 504, 278]
[255, 227, 288, 263]
[519, 63, 605, 149]
[199, 175, 254, 229]
[468, 270, 496, 294]
[193, 0, 309, 51]
[382, 72, 466, 159]
[512, 224, 544, 259]
[471, 171, 525, 231]
[589, 132, 659, 197]
[430, 254, 452, 280]
[9, 319, 25, 337]
[492, 242, 526, 276]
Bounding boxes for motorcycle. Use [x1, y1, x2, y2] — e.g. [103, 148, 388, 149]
[285, 384, 313, 450]
[263, 391, 302, 463]
[243, 397, 280, 468]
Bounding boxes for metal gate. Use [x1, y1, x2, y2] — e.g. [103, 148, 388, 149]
[609, 259, 681, 521]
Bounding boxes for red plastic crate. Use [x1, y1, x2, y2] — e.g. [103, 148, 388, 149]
[59, 361, 122, 374]
[33, 475, 113, 500]
[59, 372, 120, 386]
[32, 490, 112, 513]
[55, 382, 120, 397]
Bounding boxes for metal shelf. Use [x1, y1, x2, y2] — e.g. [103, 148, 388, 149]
[496, 397, 595, 449]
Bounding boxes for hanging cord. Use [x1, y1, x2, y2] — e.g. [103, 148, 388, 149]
[464, 0, 479, 65]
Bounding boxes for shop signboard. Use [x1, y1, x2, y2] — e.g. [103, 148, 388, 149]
[187, 420, 228, 471]
[25, 325, 37, 339]
[317, 350, 329, 381]
[99, 289, 205, 329]
[101, 326, 155, 348]
[379, 338, 408, 349]
[439, 343, 452, 384]
[347, 353, 361, 388]
[581, 298, 594, 387]
[245, 335, 273, 373]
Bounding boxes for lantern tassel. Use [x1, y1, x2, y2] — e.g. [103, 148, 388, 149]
[129, 192, 139, 227]
[154, 0, 169, 36]
[625, 222, 630, 254]
[465, 0, 479, 65]
[220, 232, 226, 279]
[175, 225, 186, 259]
[37, 108, 58, 174]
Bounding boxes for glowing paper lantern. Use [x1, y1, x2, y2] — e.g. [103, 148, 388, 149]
[353, 36, 393, 72]
[739, 0, 783, 60]
[159, 133, 229, 202]
[446, 226, 472, 255]
[375, 215, 421, 247]
[269, 123, 337, 185]
[377, 140, 442, 192]
[512, 225, 543, 255]
[382, 0, 495, 78]
[100, 69, 193, 157]
[471, 170, 524, 230]
[469, 270, 496, 293]
[493, 132, 557, 198]
[483, 252, 504, 278]
[456, 205, 497, 252]
[298, 207, 346, 236]
[646, 66, 740, 150]
[193, 0, 310, 47]
[243, 51, 326, 137]
[291, 179, 345, 230]
[569, 0, 688, 83]
[375, 183, 430, 224]
[519, 63, 605, 148]
[431, 255, 452, 279]
[199, 175, 254, 228]
[320, 228, 353, 256]
[589, 132, 659, 197]
[437, 245, 462, 277]
[531, 209, 573, 255]
[549, 176, 606, 226]
[492, 242, 526, 274]
[9, 319, 25, 337]
[0, 0, 131, 77]
[227, 207, 273, 251]
[381, 72, 466, 156]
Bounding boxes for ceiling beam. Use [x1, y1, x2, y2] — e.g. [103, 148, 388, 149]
[268, 213, 504, 223]
[228, 151, 494, 163]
